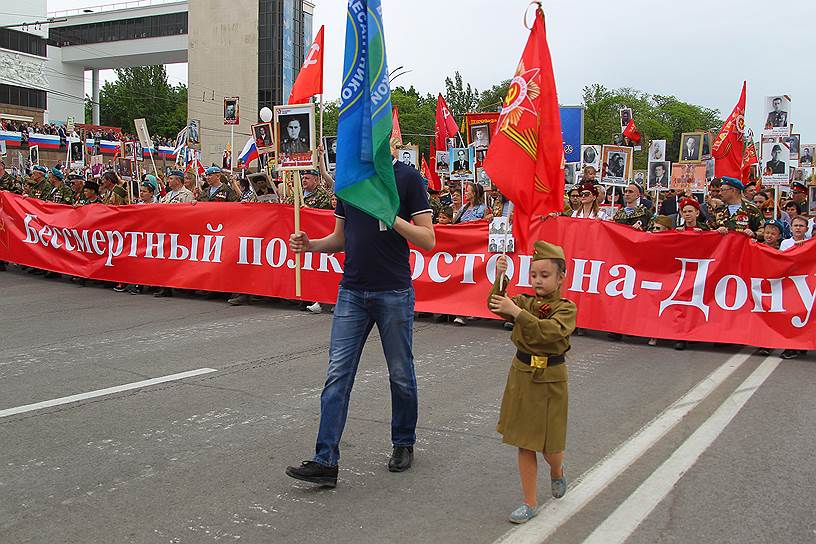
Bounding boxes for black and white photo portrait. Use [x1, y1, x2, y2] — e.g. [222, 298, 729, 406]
[449, 147, 475, 182]
[764, 95, 790, 131]
[648, 161, 670, 190]
[252, 122, 274, 155]
[602, 145, 632, 184]
[224, 97, 239, 126]
[619, 108, 632, 132]
[322, 136, 338, 167]
[564, 162, 578, 186]
[70, 140, 84, 163]
[435, 150, 450, 174]
[396, 145, 419, 170]
[608, 152, 625, 178]
[29, 145, 39, 166]
[680, 132, 703, 162]
[279, 115, 310, 154]
[274, 103, 316, 169]
[581, 145, 601, 169]
[186, 119, 200, 148]
[763, 143, 788, 176]
[470, 124, 491, 151]
[785, 134, 800, 160]
[799, 144, 815, 167]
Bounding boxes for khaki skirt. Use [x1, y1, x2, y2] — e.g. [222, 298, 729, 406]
[496, 357, 568, 453]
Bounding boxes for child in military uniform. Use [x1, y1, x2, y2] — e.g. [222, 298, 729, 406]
[488, 241, 577, 524]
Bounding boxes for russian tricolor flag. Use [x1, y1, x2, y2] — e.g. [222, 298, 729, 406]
[238, 137, 258, 167]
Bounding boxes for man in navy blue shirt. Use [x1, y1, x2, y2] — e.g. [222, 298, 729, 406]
[285, 158, 436, 488]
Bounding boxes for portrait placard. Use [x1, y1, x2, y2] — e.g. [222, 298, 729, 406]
[274, 103, 316, 170]
[435, 150, 450, 174]
[469, 123, 491, 152]
[784, 133, 800, 160]
[488, 217, 514, 254]
[761, 140, 790, 185]
[701, 132, 713, 160]
[252, 122, 275, 156]
[124, 141, 136, 161]
[186, 119, 201, 148]
[0, 140, 6, 157]
[565, 162, 579, 186]
[763, 95, 791, 136]
[476, 167, 493, 190]
[29, 145, 39, 166]
[69, 137, 85, 167]
[224, 97, 239, 126]
[679, 132, 704, 162]
[809, 187, 816, 216]
[648, 140, 666, 163]
[800, 144, 815, 167]
[632, 169, 646, 187]
[619, 107, 632, 133]
[601, 145, 633, 185]
[134, 118, 153, 149]
[705, 158, 715, 180]
[581, 145, 601, 170]
[647, 161, 671, 191]
[322, 136, 337, 169]
[670, 162, 706, 192]
[396, 144, 419, 170]
[449, 147, 475, 182]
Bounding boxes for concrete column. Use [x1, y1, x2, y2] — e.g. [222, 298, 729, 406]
[91, 68, 100, 125]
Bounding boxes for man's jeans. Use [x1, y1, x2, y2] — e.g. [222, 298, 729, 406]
[313, 286, 417, 467]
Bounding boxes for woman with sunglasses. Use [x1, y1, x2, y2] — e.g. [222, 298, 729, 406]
[571, 183, 609, 220]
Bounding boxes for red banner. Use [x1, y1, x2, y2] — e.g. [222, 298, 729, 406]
[1, 192, 813, 350]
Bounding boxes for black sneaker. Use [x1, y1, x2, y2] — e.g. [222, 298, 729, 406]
[113, 284, 127, 292]
[285, 461, 338, 487]
[780, 349, 800, 360]
[674, 341, 687, 351]
[756, 348, 772, 356]
[388, 446, 414, 472]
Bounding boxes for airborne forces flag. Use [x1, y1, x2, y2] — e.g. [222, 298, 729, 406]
[482, 5, 563, 254]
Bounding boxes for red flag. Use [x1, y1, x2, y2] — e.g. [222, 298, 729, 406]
[288, 25, 324, 104]
[713, 81, 746, 179]
[741, 138, 758, 184]
[391, 106, 403, 147]
[482, 7, 563, 254]
[426, 137, 442, 191]
[435, 94, 459, 152]
[622, 118, 641, 144]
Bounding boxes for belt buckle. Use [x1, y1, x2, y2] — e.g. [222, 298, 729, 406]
[530, 355, 548, 369]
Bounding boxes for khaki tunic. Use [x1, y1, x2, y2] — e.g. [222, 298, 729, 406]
[489, 277, 577, 453]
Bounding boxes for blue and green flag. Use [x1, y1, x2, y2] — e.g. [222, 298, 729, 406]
[335, 0, 399, 227]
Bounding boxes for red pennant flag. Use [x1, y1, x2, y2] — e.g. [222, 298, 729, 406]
[713, 81, 746, 179]
[482, 7, 563, 254]
[427, 137, 442, 191]
[391, 106, 403, 147]
[741, 138, 758, 184]
[288, 25, 325, 104]
[435, 94, 459, 152]
[622, 118, 641, 144]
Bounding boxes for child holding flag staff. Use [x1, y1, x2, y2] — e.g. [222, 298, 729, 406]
[488, 241, 576, 524]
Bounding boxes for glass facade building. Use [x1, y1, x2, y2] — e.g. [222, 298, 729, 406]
[258, 0, 309, 110]
[47, 13, 188, 47]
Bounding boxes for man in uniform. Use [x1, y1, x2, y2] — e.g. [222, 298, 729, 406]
[707, 177, 762, 236]
[161, 169, 196, 203]
[281, 119, 309, 154]
[25, 165, 53, 200]
[285, 169, 332, 209]
[47, 167, 74, 205]
[764, 144, 786, 174]
[428, 186, 443, 223]
[81, 180, 103, 204]
[100, 171, 128, 205]
[0, 158, 23, 194]
[67, 172, 86, 204]
[790, 181, 808, 208]
[199, 166, 238, 202]
[613, 183, 650, 230]
[800, 147, 813, 167]
[765, 97, 787, 129]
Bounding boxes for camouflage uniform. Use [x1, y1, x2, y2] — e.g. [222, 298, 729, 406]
[707, 200, 762, 233]
[199, 182, 238, 202]
[613, 204, 651, 230]
[101, 185, 128, 205]
[0, 172, 23, 194]
[26, 178, 53, 200]
[286, 184, 332, 209]
[48, 183, 75, 205]
[429, 195, 443, 223]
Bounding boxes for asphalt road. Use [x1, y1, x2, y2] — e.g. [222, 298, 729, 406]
[1, 266, 814, 544]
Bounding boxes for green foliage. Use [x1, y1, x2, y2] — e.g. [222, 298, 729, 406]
[478, 79, 511, 112]
[444, 71, 480, 122]
[89, 66, 187, 137]
[582, 83, 723, 170]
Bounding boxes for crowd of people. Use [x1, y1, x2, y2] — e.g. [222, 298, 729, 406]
[0, 121, 177, 149]
[0, 141, 812, 359]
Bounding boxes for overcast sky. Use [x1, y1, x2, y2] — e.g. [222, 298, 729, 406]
[48, 0, 815, 140]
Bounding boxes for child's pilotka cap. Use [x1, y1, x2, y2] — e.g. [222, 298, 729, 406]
[532, 241, 565, 262]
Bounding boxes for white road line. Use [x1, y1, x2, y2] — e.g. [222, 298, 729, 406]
[0, 368, 218, 419]
[494, 349, 753, 544]
[583, 356, 781, 544]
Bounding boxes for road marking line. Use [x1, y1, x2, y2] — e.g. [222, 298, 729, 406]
[583, 356, 781, 544]
[0, 368, 218, 419]
[494, 349, 753, 544]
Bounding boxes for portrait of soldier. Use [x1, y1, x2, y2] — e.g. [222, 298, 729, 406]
[281, 116, 309, 154]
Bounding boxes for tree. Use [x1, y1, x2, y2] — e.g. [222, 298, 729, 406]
[478, 79, 510, 112]
[84, 66, 187, 137]
[581, 83, 722, 170]
[444, 71, 480, 122]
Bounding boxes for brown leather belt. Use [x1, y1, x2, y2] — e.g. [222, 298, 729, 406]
[515, 350, 565, 367]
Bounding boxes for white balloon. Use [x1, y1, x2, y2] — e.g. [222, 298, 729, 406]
[259, 107, 273, 123]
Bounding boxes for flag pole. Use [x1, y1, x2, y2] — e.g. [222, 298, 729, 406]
[499, 208, 514, 292]
[293, 170, 303, 298]
[319, 94, 324, 143]
[230, 124, 235, 173]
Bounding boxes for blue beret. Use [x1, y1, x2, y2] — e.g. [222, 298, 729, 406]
[32, 165, 48, 174]
[68, 172, 84, 181]
[205, 166, 221, 175]
[721, 177, 744, 191]
[168, 169, 184, 178]
[302, 169, 320, 176]
[143, 174, 158, 191]
[50, 167, 64, 180]
[764, 219, 784, 233]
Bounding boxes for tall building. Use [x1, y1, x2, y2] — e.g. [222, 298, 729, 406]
[0, 1, 50, 126]
[188, 0, 313, 165]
